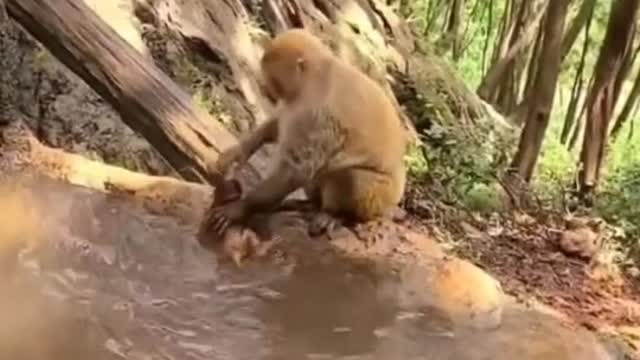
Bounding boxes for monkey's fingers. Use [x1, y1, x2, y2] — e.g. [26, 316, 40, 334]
[211, 214, 231, 238]
[201, 208, 224, 235]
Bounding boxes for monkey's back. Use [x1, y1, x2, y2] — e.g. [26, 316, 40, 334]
[325, 60, 406, 175]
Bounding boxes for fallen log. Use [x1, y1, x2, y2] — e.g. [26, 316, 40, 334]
[0, 119, 212, 222]
[5, 0, 241, 183]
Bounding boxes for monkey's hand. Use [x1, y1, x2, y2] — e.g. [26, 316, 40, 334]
[212, 145, 246, 175]
[204, 200, 248, 238]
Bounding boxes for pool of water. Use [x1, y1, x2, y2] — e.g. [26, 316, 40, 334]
[0, 178, 615, 360]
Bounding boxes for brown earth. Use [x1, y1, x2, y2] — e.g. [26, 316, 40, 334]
[401, 186, 640, 356]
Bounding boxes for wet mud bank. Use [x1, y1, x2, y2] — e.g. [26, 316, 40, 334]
[0, 174, 621, 360]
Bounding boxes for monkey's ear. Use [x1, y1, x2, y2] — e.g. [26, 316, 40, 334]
[296, 57, 307, 72]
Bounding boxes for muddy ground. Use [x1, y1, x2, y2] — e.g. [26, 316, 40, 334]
[401, 193, 640, 354]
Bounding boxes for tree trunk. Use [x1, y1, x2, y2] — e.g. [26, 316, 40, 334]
[610, 69, 640, 140]
[477, 0, 548, 107]
[5, 0, 241, 183]
[508, 0, 570, 182]
[446, 0, 465, 60]
[577, 0, 640, 195]
[560, 10, 593, 145]
[481, 0, 495, 73]
[561, 0, 596, 60]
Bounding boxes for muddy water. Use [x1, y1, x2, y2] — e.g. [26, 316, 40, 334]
[0, 178, 615, 360]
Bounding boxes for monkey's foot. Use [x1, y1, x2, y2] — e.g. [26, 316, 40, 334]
[308, 212, 342, 238]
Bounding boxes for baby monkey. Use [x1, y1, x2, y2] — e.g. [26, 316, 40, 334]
[202, 28, 407, 238]
[197, 172, 262, 266]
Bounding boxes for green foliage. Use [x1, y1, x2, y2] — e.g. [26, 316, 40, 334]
[464, 183, 505, 212]
[404, 0, 639, 250]
[405, 105, 515, 209]
[406, 0, 507, 89]
[597, 122, 640, 248]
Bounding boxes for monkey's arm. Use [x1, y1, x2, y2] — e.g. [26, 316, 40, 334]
[205, 110, 338, 236]
[241, 109, 338, 212]
[238, 117, 279, 157]
[210, 117, 279, 174]
[205, 163, 308, 236]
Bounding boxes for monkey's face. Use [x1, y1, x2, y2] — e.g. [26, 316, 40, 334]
[260, 49, 305, 103]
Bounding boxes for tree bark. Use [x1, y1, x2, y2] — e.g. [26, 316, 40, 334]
[477, 0, 548, 107]
[446, 0, 465, 60]
[508, 0, 570, 182]
[577, 0, 640, 195]
[5, 0, 241, 183]
[560, 9, 594, 145]
[610, 70, 640, 140]
[561, 0, 596, 60]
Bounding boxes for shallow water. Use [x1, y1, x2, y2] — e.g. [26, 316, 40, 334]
[0, 178, 614, 360]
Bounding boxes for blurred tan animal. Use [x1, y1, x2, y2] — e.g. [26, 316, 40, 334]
[198, 172, 263, 266]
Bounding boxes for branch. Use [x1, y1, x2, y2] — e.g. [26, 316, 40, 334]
[6, 0, 240, 183]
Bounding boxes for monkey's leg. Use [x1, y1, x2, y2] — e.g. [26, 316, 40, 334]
[321, 168, 403, 222]
[294, 181, 340, 236]
[307, 169, 402, 237]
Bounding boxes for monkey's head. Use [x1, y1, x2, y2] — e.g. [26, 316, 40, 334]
[260, 29, 330, 103]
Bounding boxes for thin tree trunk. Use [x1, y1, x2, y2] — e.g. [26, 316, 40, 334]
[481, 0, 495, 73]
[560, 10, 594, 145]
[522, 17, 545, 99]
[611, 70, 640, 140]
[577, 0, 640, 195]
[561, 0, 597, 60]
[460, 0, 481, 54]
[491, 0, 516, 65]
[477, 0, 548, 104]
[5, 0, 240, 183]
[508, 0, 570, 182]
[612, 37, 640, 104]
[426, 0, 447, 34]
[447, 0, 465, 60]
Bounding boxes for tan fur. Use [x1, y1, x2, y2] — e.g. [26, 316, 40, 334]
[204, 29, 407, 236]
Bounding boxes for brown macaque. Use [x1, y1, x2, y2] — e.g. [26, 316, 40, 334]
[197, 172, 262, 266]
[202, 28, 407, 238]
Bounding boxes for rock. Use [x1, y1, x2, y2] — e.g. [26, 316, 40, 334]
[559, 226, 602, 259]
[428, 258, 504, 329]
[394, 257, 505, 330]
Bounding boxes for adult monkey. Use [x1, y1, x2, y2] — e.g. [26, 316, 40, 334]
[202, 28, 407, 237]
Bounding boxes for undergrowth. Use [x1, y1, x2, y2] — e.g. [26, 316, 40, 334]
[402, 0, 639, 263]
